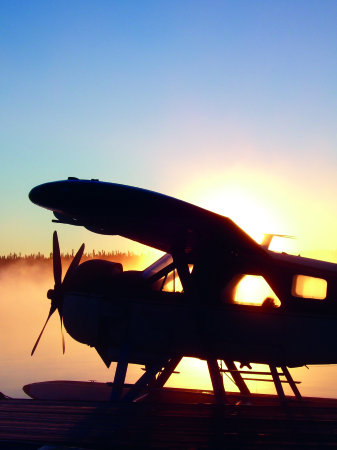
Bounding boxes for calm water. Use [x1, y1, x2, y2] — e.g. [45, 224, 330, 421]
[1, 262, 337, 399]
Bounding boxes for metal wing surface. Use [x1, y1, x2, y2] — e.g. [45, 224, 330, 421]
[29, 179, 265, 259]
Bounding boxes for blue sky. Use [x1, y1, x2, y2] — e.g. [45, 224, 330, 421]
[1, 0, 336, 255]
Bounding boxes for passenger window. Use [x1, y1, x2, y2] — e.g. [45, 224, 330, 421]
[292, 275, 327, 300]
[232, 275, 281, 307]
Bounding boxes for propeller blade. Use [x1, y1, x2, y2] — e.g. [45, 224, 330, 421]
[53, 231, 62, 287]
[60, 313, 65, 354]
[63, 242, 85, 285]
[32, 233, 84, 357]
[31, 303, 57, 356]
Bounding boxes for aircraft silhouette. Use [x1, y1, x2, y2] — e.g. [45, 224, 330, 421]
[29, 178, 337, 403]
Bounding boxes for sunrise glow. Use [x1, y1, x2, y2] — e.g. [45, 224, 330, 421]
[181, 167, 337, 258]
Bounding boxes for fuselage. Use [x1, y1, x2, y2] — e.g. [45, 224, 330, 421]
[63, 288, 337, 368]
[61, 253, 337, 368]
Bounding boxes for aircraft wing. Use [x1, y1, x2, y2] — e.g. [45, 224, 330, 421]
[29, 178, 266, 259]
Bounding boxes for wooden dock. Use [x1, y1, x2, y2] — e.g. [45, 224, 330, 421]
[1, 392, 337, 449]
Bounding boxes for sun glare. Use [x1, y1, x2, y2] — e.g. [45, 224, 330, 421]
[183, 175, 287, 247]
[180, 167, 337, 255]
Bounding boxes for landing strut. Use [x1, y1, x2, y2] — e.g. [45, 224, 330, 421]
[109, 357, 302, 403]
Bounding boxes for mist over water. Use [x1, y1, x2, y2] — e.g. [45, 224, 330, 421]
[1, 259, 337, 399]
[0, 259, 142, 398]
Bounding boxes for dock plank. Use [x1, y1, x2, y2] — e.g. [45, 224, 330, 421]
[1, 395, 337, 448]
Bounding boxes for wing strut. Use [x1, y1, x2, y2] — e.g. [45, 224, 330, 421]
[173, 251, 193, 296]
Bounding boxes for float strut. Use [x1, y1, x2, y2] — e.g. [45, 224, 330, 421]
[269, 364, 286, 402]
[122, 360, 165, 402]
[110, 342, 129, 401]
[224, 360, 251, 397]
[281, 365, 302, 400]
[152, 356, 182, 388]
[207, 359, 226, 404]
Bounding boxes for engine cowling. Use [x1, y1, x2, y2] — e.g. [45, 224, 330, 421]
[62, 260, 143, 348]
[64, 259, 123, 294]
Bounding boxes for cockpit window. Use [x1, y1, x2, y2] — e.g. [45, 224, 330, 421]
[142, 253, 185, 293]
[292, 275, 327, 300]
[155, 269, 183, 292]
[142, 254, 173, 280]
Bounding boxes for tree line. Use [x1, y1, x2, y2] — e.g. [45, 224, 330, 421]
[0, 251, 145, 269]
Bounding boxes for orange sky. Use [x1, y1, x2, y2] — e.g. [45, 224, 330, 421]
[177, 165, 337, 261]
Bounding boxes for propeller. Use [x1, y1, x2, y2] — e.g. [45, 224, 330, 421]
[31, 231, 85, 356]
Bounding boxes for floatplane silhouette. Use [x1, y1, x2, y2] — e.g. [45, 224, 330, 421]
[29, 178, 337, 403]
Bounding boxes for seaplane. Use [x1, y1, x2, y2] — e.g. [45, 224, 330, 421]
[29, 178, 337, 403]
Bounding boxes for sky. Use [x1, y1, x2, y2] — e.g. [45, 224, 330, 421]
[0, 0, 337, 400]
[1, 0, 336, 256]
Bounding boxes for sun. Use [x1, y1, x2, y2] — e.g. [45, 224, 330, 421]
[184, 180, 283, 245]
